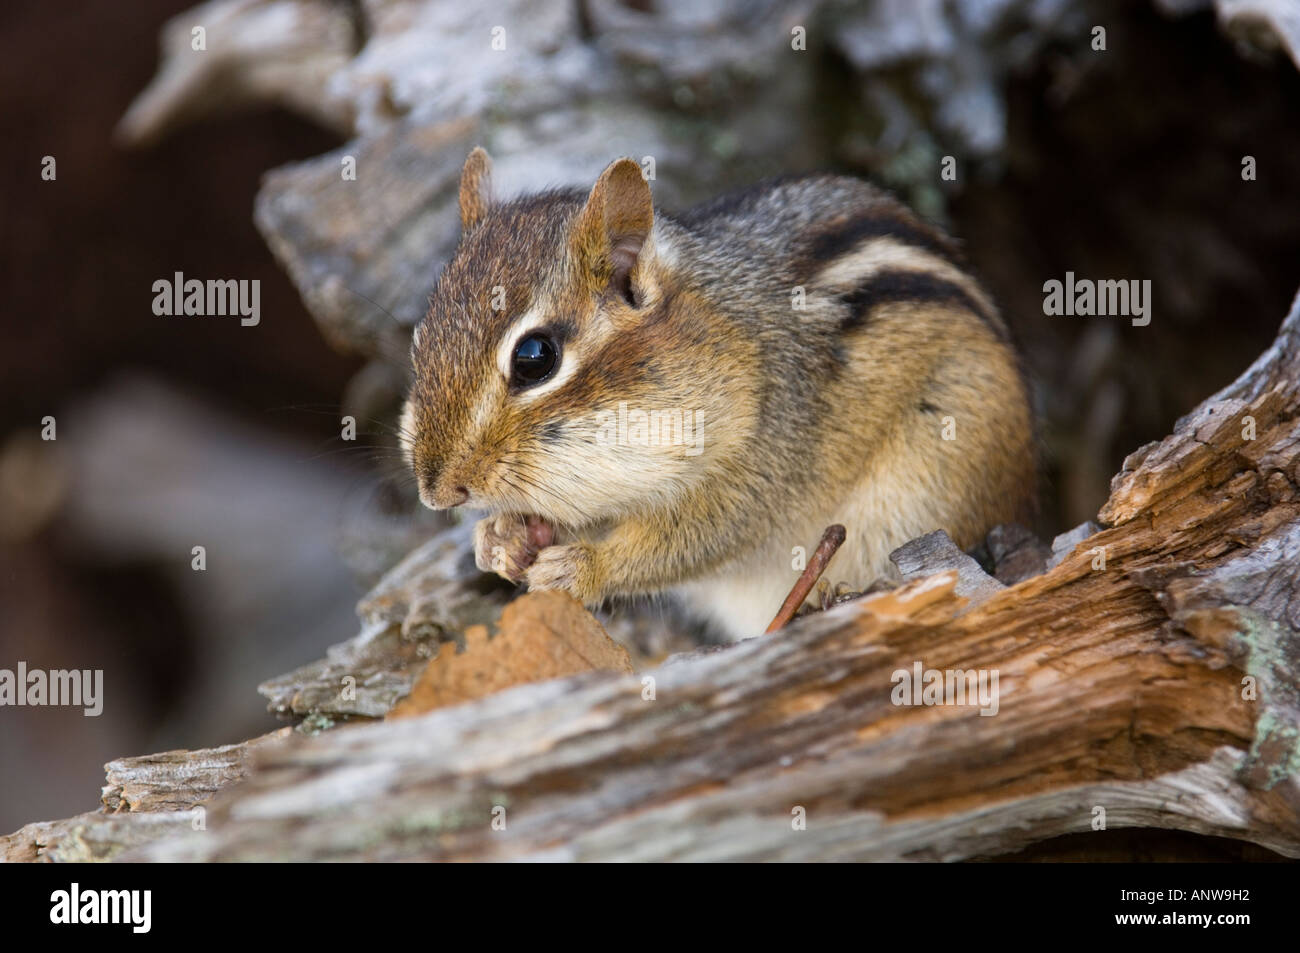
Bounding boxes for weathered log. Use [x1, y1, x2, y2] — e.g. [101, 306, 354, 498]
[100, 729, 293, 815]
[2, 810, 203, 864]
[115, 0, 358, 147]
[7, 290, 1300, 861]
[890, 529, 1005, 607]
[19, 291, 1273, 861]
[257, 519, 507, 724]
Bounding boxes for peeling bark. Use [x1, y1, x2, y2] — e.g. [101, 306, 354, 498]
[8, 291, 1300, 861]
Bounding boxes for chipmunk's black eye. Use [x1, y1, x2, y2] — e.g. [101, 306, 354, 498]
[511, 333, 559, 387]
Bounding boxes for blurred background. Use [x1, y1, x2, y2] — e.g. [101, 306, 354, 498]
[2, 0, 1299, 833]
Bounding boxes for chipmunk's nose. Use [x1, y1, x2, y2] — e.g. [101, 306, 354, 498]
[414, 453, 472, 509]
[417, 471, 469, 510]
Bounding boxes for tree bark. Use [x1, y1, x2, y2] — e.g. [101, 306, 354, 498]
[8, 291, 1297, 861]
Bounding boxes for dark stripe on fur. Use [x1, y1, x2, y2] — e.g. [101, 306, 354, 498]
[839, 270, 1004, 338]
[806, 214, 963, 269]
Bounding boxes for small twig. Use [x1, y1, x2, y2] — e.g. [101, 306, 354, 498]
[765, 524, 847, 633]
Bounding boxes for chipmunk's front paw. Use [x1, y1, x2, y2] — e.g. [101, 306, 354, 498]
[525, 543, 600, 604]
[474, 515, 535, 584]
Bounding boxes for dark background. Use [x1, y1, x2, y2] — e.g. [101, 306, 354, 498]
[2, 0, 1299, 833]
[0, 0, 365, 832]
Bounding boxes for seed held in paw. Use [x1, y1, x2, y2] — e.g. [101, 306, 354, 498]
[526, 514, 555, 550]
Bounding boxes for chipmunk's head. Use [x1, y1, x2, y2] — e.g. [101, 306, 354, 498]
[402, 148, 719, 528]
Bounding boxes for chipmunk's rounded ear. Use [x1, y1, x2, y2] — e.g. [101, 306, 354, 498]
[458, 147, 493, 231]
[572, 157, 654, 301]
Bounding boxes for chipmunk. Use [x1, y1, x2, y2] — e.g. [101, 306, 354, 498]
[401, 148, 1036, 640]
